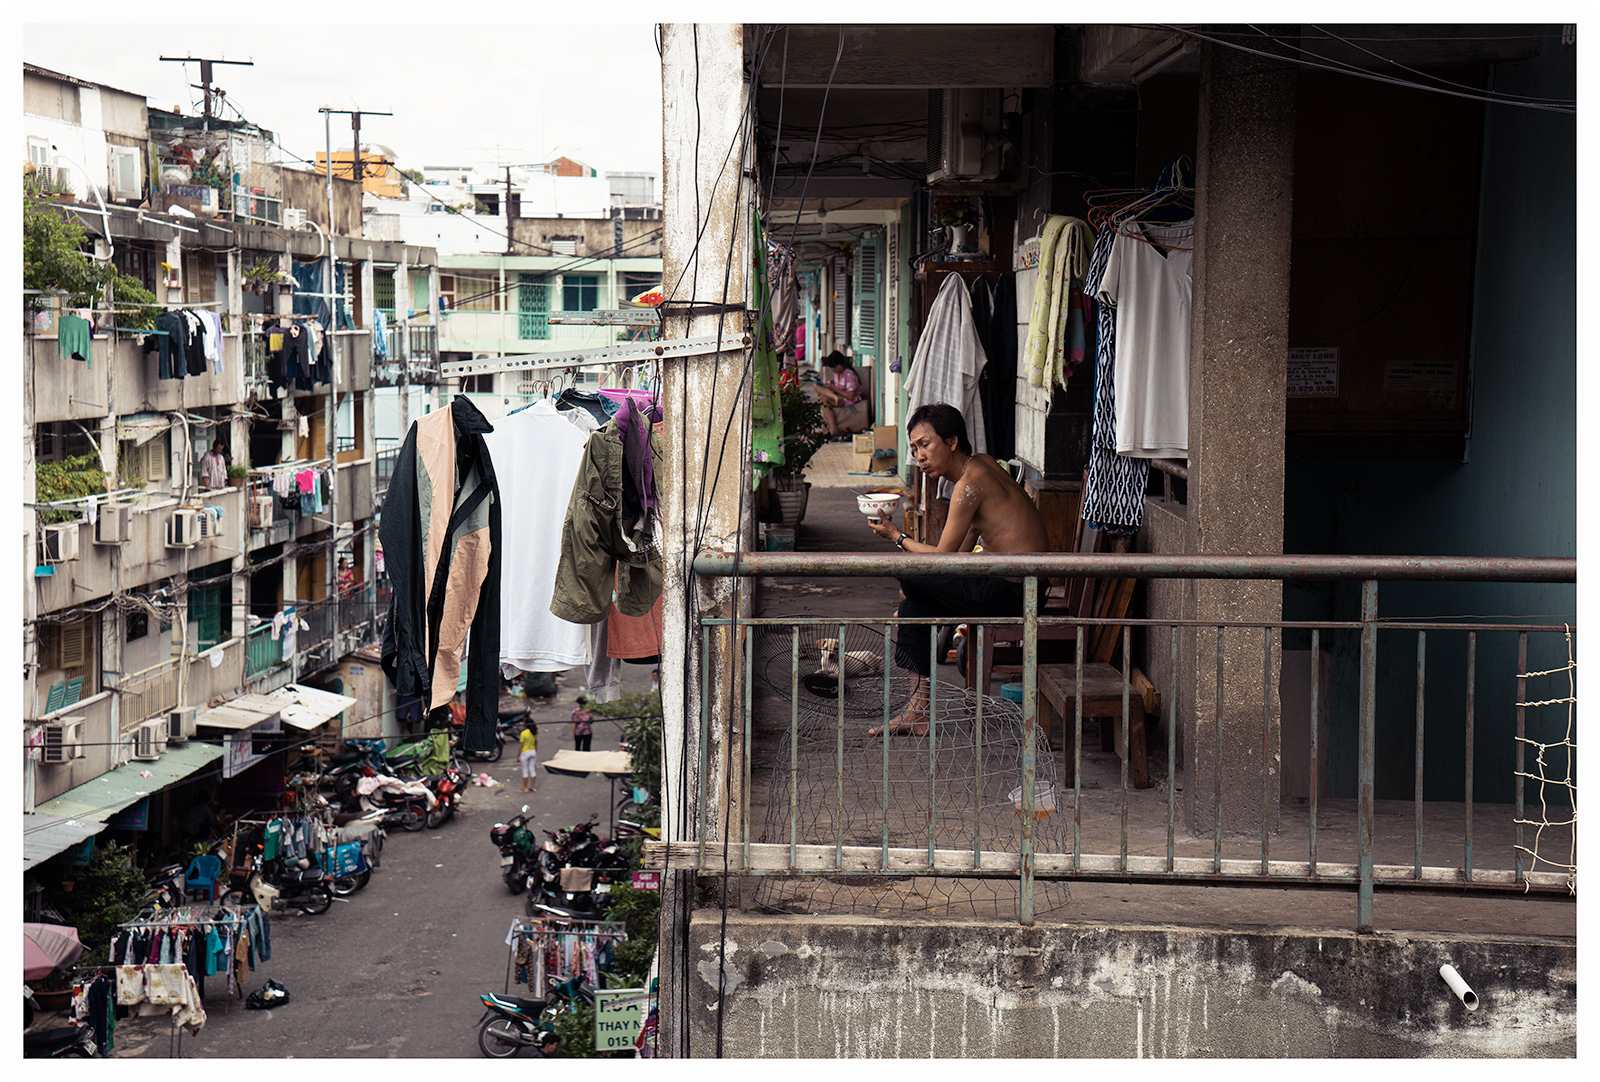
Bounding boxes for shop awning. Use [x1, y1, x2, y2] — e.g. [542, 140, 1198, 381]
[541, 750, 633, 778]
[260, 683, 357, 731]
[21, 812, 107, 870]
[33, 742, 225, 829]
[193, 695, 282, 730]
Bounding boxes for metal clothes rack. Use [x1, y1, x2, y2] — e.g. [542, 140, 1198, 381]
[116, 903, 266, 1019]
[504, 916, 627, 998]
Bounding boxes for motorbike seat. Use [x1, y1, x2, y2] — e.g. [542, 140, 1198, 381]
[281, 867, 325, 884]
[23, 1028, 86, 1055]
[497, 707, 529, 721]
[488, 992, 549, 1015]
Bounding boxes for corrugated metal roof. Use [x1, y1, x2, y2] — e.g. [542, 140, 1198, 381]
[194, 696, 281, 731]
[34, 742, 224, 825]
[262, 684, 357, 731]
[21, 812, 107, 870]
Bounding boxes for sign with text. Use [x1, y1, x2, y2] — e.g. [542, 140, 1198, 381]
[1382, 358, 1458, 406]
[631, 870, 661, 892]
[594, 988, 649, 1052]
[1287, 347, 1339, 397]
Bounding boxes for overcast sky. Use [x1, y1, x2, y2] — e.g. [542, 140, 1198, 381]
[21, 20, 665, 177]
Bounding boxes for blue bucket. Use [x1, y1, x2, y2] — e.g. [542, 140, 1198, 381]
[1001, 682, 1024, 703]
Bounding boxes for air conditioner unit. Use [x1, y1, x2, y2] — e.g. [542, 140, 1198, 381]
[926, 88, 1002, 184]
[42, 718, 85, 764]
[250, 494, 275, 528]
[42, 524, 80, 563]
[166, 508, 200, 548]
[283, 208, 308, 229]
[94, 504, 132, 545]
[196, 511, 218, 540]
[131, 719, 168, 761]
[167, 706, 197, 743]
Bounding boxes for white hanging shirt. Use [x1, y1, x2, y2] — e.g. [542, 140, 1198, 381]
[483, 401, 591, 671]
[1097, 222, 1194, 459]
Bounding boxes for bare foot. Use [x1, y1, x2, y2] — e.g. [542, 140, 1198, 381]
[868, 711, 929, 737]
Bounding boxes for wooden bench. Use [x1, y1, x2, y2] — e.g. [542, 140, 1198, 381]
[1036, 662, 1153, 789]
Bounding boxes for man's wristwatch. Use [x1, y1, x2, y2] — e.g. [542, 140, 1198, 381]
[895, 533, 908, 550]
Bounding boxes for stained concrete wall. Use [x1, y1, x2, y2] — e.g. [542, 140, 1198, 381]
[688, 912, 1575, 1058]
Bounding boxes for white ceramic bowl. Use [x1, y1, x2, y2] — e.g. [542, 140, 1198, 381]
[856, 492, 903, 519]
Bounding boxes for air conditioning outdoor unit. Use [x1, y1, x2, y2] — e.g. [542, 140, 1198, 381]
[167, 706, 197, 743]
[131, 719, 169, 761]
[926, 88, 1002, 184]
[42, 718, 86, 764]
[42, 524, 80, 563]
[196, 511, 218, 540]
[283, 208, 308, 229]
[250, 494, 275, 528]
[166, 508, 200, 548]
[94, 504, 132, 545]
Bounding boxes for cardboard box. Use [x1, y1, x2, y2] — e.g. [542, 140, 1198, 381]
[852, 432, 875, 454]
[765, 527, 796, 551]
[873, 424, 898, 451]
[854, 450, 877, 473]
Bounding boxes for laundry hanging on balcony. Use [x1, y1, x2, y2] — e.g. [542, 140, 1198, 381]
[379, 394, 502, 755]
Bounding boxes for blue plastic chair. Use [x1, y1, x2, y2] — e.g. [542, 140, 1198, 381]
[183, 855, 224, 902]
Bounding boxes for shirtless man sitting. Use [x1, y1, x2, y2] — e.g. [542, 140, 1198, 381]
[865, 403, 1050, 735]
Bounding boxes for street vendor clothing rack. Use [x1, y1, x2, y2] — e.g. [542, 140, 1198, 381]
[503, 916, 626, 998]
[110, 903, 271, 1007]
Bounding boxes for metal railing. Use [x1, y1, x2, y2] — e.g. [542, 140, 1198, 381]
[119, 657, 182, 724]
[295, 598, 336, 669]
[679, 552, 1578, 929]
[245, 622, 283, 678]
[376, 447, 401, 495]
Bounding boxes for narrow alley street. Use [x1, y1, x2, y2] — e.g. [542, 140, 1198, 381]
[101, 667, 652, 1059]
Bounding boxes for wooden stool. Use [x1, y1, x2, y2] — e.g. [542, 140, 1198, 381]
[1036, 662, 1151, 789]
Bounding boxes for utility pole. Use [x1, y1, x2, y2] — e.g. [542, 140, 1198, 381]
[322, 108, 393, 191]
[505, 167, 515, 255]
[159, 55, 254, 129]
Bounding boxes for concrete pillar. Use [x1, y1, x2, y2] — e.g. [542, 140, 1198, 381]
[1178, 34, 1296, 834]
[657, 21, 751, 1059]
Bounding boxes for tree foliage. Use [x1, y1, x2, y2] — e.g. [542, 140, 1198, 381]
[23, 189, 160, 330]
[36, 452, 109, 524]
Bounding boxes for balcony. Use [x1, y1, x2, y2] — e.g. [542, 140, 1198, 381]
[28, 330, 112, 425]
[295, 597, 337, 674]
[246, 622, 285, 680]
[335, 460, 374, 523]
[30, 692, 115, 805]
[109, 333, 247, 415]
[187, 636, 244, 705]
[117, 657, 181, 727]
[334, 330, 373, 392]
[437, 310, 620, 357]
[334, 582, 379, 656]
[666, 549, 1578, 934]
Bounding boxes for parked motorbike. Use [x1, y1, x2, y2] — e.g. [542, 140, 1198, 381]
[423, 766, 468, 829]
[523, 816, 629, 916]
[475, 974, 593, 1058]
[237, 854, 333, 915]
[138, 862, 187, 910]
[491, 808, 538, 895]
[23, 1025, 95, 1058]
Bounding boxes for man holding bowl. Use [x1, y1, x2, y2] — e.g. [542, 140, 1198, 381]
[864, 403, 1049, 735]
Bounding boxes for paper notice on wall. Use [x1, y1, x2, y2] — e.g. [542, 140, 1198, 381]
[1383, 359, 1458, 406]
[1287, 347, 1339, 397]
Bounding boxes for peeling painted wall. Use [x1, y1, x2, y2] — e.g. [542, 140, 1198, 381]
[687, 913, 1575, 1057]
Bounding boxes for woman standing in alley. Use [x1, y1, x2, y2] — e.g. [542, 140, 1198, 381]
[571, 697, 594, 753]
[518, 722, 539, 793]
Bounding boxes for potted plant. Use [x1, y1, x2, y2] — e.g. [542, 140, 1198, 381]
[934, 195, 978, 252]
[242, 258, 286, 293]
[768, 376, 829, 525]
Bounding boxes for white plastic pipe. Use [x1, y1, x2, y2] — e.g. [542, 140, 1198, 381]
[1439, 963, 1479, 1011]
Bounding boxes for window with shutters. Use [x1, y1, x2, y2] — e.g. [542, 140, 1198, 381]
[38, 616, 98, 699]
[832, 256, 849, 351]
[852, 233, 881, 364]
[118, 432, 170, 489]
[188, 560, 232, 652]
[517, 274, 549, 339]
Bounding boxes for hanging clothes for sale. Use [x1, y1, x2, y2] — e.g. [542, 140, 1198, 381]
[482, 399, 590, 673]
[550, 404, 663, 626]
[379, 394, 502, 753]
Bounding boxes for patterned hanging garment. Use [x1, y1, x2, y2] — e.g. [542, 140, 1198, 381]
[1079, 224, 1151, 533]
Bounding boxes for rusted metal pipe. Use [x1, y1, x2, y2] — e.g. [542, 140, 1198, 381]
[694, 551, 1575, 583]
